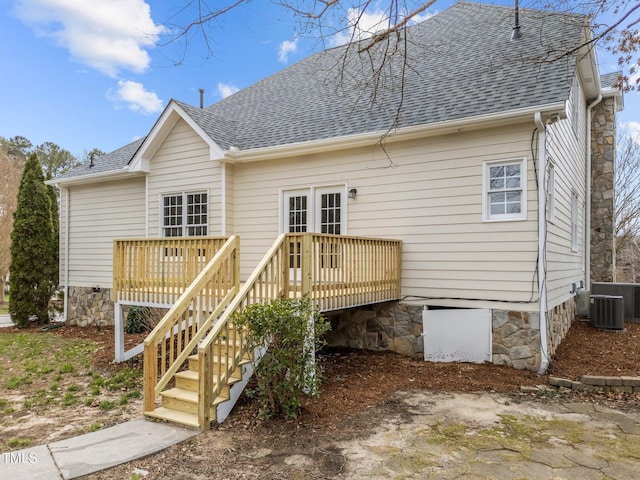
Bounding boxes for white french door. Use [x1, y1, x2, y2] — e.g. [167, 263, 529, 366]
[282, 186, 346, 280]
[282, 186, 345, 235]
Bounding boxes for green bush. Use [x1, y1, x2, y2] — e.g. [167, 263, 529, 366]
[125, 306, 151, 334]
[233, 297, 330, 419]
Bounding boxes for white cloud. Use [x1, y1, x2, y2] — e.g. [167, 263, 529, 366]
[330, 8, 389, 47]
[217, 83, 240, 99]
[411, 11, 435, 24]
[629, 69, 640, 88]
[13, 0, 165, 77]
[622, 121, 640, 143]
[278, 37, 299, 63]
[330, 7, 436, 47]
[111, 80, 163, 115]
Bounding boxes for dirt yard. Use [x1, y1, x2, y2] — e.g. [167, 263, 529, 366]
[1, 318, 639, 479]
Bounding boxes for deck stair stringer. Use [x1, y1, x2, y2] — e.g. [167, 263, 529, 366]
[144, 334, 260, 428]
[215, 345, 265, 423]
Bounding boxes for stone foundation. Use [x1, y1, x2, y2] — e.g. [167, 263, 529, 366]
[325, 297, 576, 372]
[492, 310, 541, 370]
[324, 302, 424, 358]
[67, 286, 114, 327]
[547, 298, 575, 357]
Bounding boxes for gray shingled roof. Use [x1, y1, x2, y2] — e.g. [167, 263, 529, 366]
[57, 1, 590, 180]
[203, 1, 586, 150]
[53, 137, 144, 180]
[600, 71, 623, 90]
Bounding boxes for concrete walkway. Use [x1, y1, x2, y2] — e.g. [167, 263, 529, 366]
[0, 314, 200, 479]
[0, 314, 12, 328]
[0, 417, 199, 479]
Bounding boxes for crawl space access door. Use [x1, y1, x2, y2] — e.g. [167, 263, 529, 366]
[422, 308, 492, 363]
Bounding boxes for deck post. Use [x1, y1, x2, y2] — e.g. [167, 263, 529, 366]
[301, 234, 312, 297]
[198, 347, 212, 430]
[114, 302, 125, 362]
[396, 242, 403, 298]
[143, 342, 157, 413]
[233, 236, 240, 291]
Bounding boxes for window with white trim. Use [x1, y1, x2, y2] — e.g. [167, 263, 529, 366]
[571, 76, 583, 138]
[571, 191, 579, 252]
[162, 192, 208, 237]
[483, 159, 527, 221]
[547, 163, 556, 223]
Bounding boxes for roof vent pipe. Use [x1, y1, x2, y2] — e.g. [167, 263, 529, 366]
[199, 88, 205, 109]
[511, 0, 522, 41]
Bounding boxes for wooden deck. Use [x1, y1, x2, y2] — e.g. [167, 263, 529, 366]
[112, 233, 402, 429]
[113, 233, 401, 311]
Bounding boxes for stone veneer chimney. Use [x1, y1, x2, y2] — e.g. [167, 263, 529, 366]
[590, 96, 617, 283]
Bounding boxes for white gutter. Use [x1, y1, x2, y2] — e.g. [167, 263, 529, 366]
[585, 94, 603, 289]
[46, 168, 140, 188]
[226, 102, 566, 163]
[534, 112, 549, 375]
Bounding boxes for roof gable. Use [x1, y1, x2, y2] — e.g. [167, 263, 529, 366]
[128, 100, 225, 173]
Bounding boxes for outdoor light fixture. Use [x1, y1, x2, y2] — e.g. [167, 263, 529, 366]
[348, 188, 357, 199]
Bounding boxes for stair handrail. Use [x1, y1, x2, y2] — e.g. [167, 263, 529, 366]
[196, 232, 290, 427]
[143, 235, 240, 413]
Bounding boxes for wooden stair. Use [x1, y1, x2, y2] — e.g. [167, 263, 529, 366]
[145, 344, 252, 428]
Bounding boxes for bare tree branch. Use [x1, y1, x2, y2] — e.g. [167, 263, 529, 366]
[614, 125, 640, 264]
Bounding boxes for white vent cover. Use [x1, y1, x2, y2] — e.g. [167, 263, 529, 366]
[422, 308, 492, 363]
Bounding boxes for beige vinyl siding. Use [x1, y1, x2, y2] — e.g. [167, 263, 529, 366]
[545, 74, 588, 308]
[147, 118, 223, 236]
[232, 122, 540, 306]
[67, 177, 145, 288]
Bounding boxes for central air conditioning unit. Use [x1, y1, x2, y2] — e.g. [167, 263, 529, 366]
[591, 282, 640, 322]
[590, 295, 624, 330]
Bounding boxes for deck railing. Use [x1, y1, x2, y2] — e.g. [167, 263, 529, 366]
[142, 236, 240, 414]
[113, 236, 229, 304]
[194, 233, 402, 428]
[288, 233, 403, 311]
[196, 233, 290, 427]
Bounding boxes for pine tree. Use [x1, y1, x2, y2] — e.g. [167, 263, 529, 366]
[46, 173, 59, 288]
[9, 154, 56, 327]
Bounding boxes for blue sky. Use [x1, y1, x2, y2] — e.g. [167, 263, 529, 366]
[0, 0, 638, 158]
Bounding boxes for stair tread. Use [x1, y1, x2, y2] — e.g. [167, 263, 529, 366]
[175, 370, 199, 380]
[145, 407, 200, 428]
[174, 369, 242, 384]
[162, 387, 198, 402]
[188, 355, 252, 367]
[162, 386, 231, 402]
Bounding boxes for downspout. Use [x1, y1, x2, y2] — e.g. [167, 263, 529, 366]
[63, 187, 70, 323]
[145, 174, 149, 237]
[534, 112, 549, 375]
[220, 161, 226, 236]
[585, 95, 602, 289]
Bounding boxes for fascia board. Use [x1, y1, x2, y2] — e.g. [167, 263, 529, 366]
[225, 102, 567, 163]
[45, 169, 143, 187]
[577, 27, 602, 100]
[602, 86, 624, 111]
[128, 101, 225, 173]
